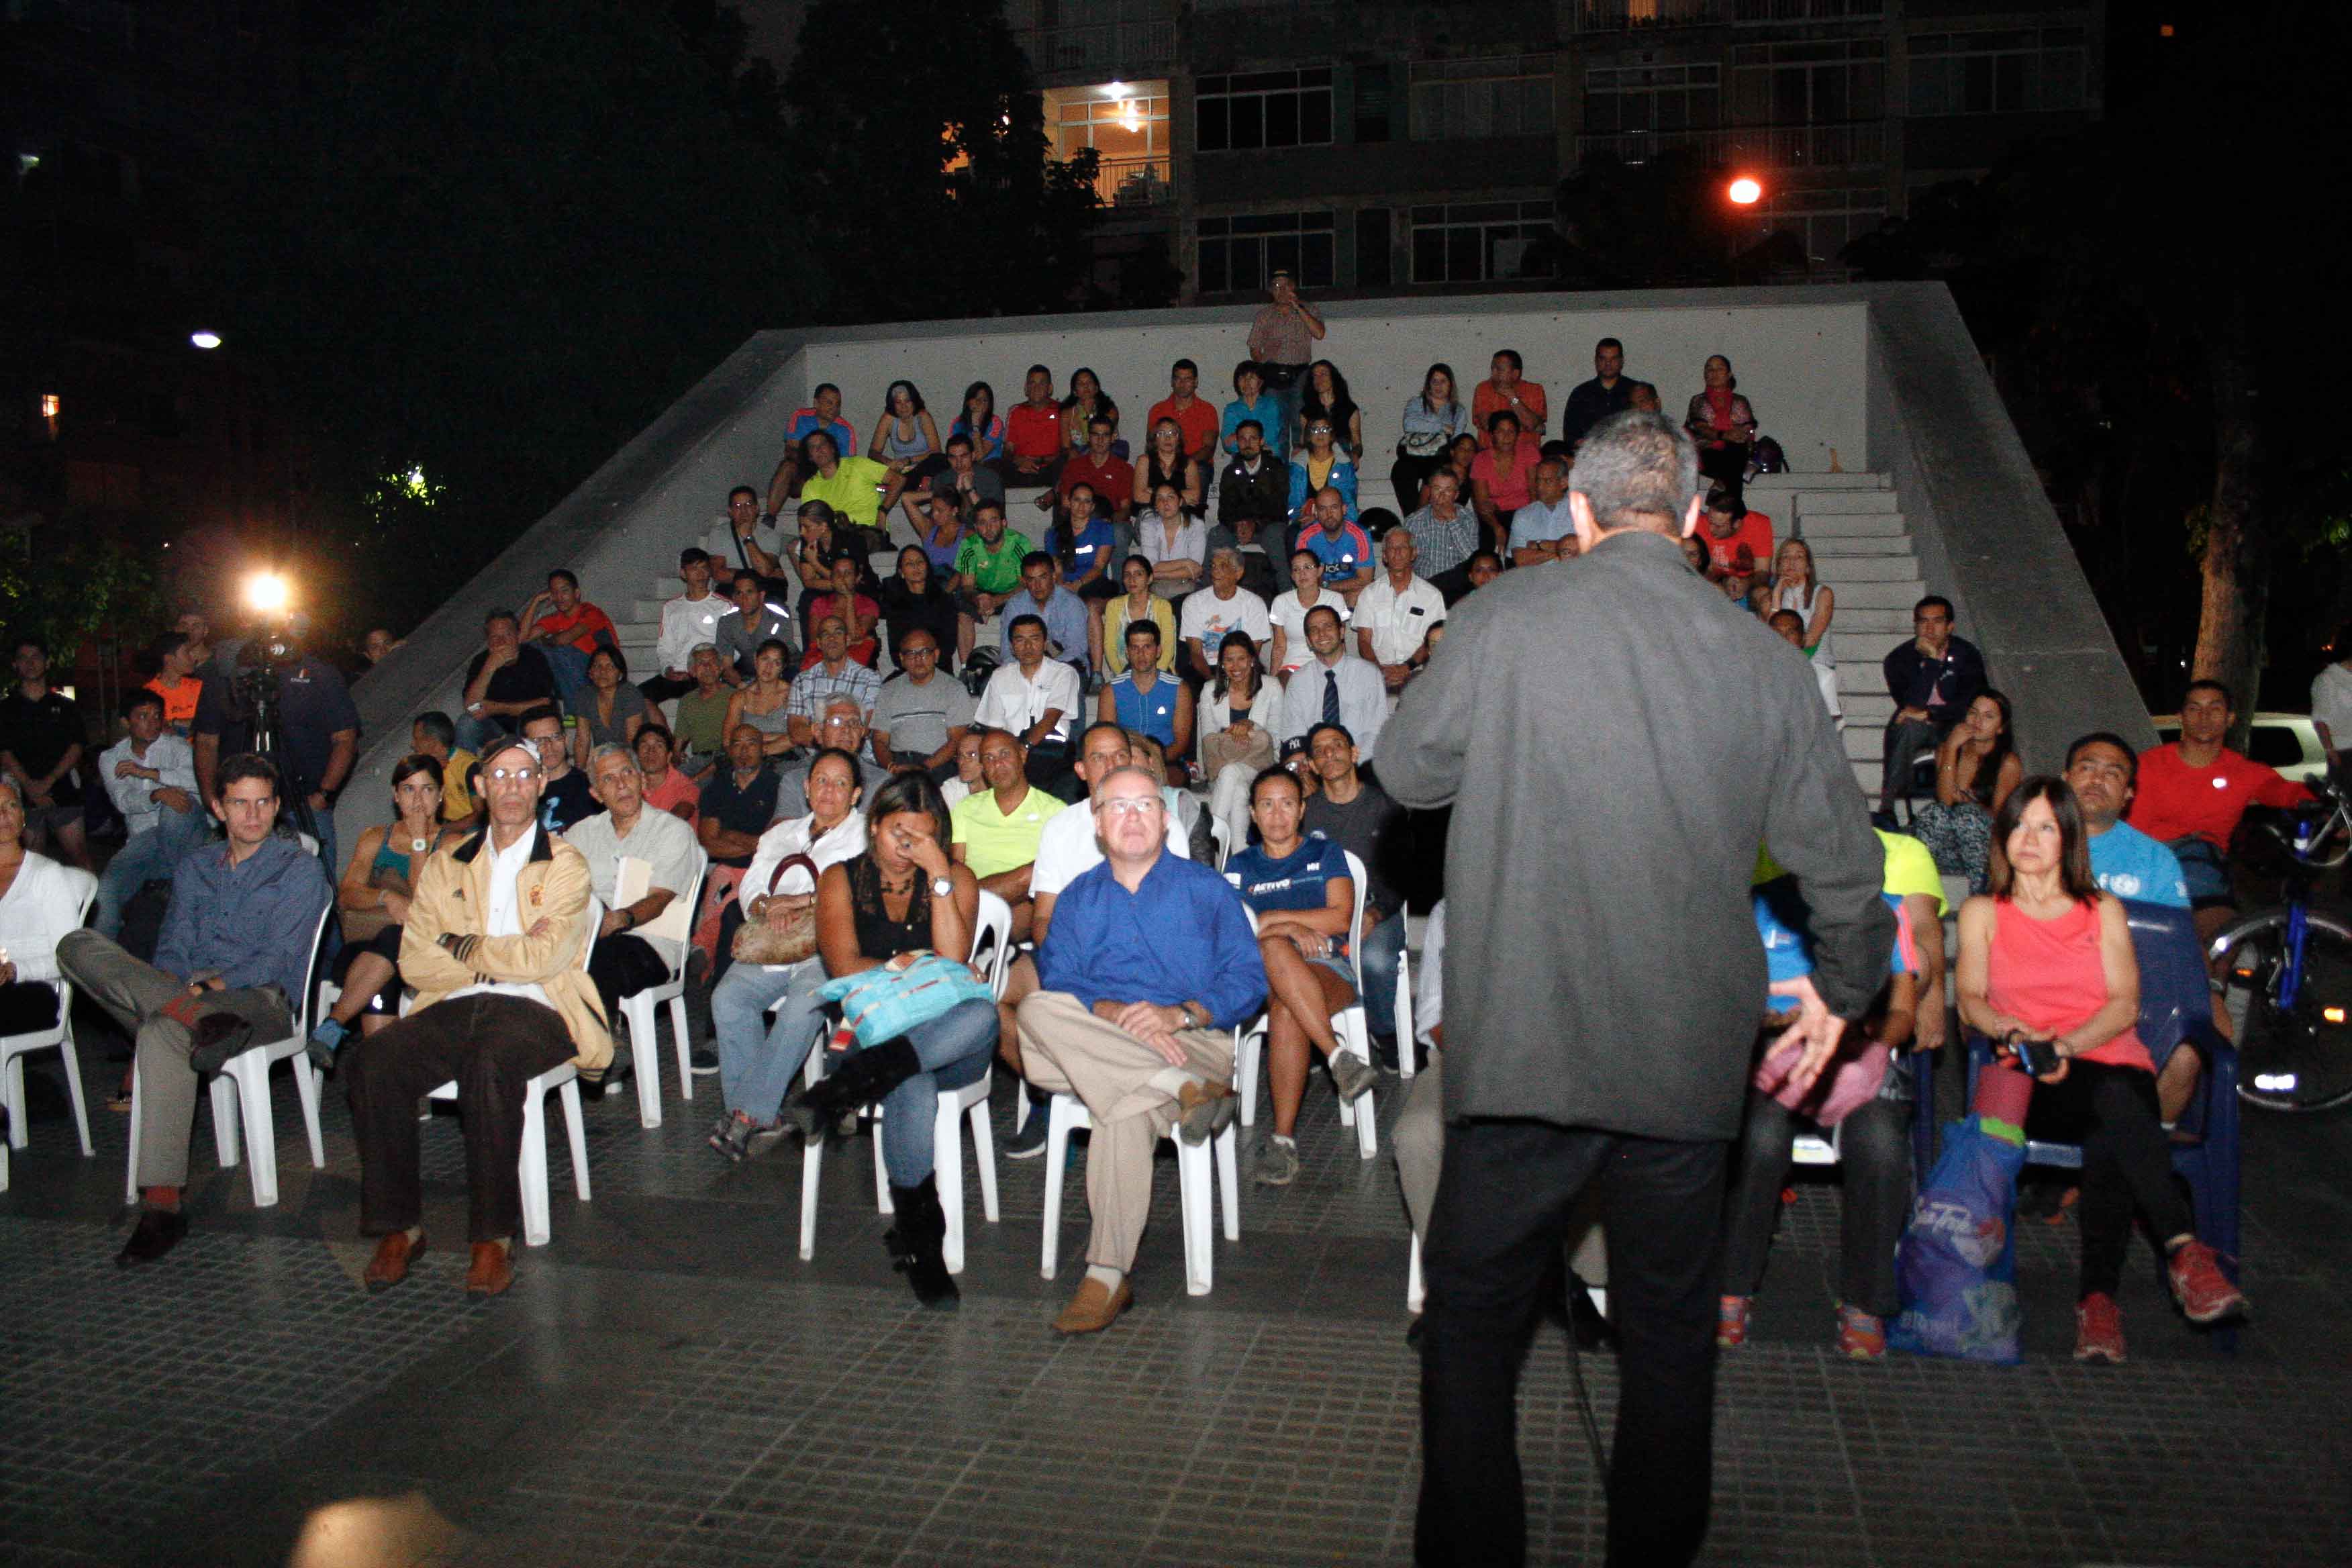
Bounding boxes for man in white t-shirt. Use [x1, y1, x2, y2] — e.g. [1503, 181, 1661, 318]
[974, 614, 1084, 789]
[1356, 528, 1447, 695]
[1177, 548, 1273, 680]
[2312, 631, 2352, 767]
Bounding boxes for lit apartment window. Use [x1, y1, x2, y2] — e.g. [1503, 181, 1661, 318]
[1410, 56, 1556, 140]
[1048, 82, 1172, 207]
[1196, 68, 1334, 152]
[1197, 211, 1336, 294]
[1410, 201, 1557, 285]
[1910, 29, 2088, 115]
[1730, 38, 1884, 124]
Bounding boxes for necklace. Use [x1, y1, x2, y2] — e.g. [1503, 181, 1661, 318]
[877, 871, 916, 894]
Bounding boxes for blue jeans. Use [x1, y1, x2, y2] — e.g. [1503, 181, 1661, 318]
[1264, 381, 1302, 456]
[93, 806, 209, 938]
[540, 644, 591, 708]
[1360, 910, 1408, 1042]
[870, 997, 1000, 1187]
[452, 712, 511, 756]
[711, 956, 830, 1122]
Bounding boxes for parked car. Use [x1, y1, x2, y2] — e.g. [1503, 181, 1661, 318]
[2150, 712, 2329, 784]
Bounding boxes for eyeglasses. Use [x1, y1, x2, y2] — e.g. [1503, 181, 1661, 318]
[1096, 796, 1165, 818]
[903, 646, 938, 658]
[1307, 424, 1334, 434]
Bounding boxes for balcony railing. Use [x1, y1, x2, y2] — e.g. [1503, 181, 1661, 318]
[1730, 0, 1884, 23]
[1016, 21, 1177, 77]
[1575, 120, 1884, 168]
[1091, 154, 1174, 209]
[1574, 1, 1730, 32]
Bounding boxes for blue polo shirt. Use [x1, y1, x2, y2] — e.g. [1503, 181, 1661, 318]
[1036, 850, 1269, 1028]
[1300, 521, 1374, 588]
[1226, 834, 1354, 957]
[2088, 822, 2190, 908]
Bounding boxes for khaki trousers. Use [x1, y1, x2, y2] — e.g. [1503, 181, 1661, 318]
[1395, 1055, 1608, 1285]
[1017, 989, 1234, 1273]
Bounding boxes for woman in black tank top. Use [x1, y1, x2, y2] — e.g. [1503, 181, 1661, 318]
[781, 771, 996, 1309]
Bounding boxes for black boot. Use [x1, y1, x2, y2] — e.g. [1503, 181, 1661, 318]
[781, 1038, 922, 1140]
[883, 1175, 959, 1310]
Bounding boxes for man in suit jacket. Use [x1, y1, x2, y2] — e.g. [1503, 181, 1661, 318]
[1379, 410, 1891, 1568]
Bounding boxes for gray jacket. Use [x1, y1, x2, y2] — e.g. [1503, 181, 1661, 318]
[1378, 528, 1892, 1142]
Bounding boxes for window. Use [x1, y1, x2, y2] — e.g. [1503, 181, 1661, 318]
[1197, 68, 1334, 153]
[1355, 208, 1393, 287]
[1910, 30, 2088, 116]
[1410, 56, 1557, 141]
[1732, 0, 1882, 21]
[1355, 64, 1394, 144]
[1730, 38, 1883, 125]
[1753, 185, 1885, 265]
[1410, 201, 1556, 285]
[1050, 84, 1172, 207]
[1197, 211, 1336, 295]
[1584, 61, 1720, 132]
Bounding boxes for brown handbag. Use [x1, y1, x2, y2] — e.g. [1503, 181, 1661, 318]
[730, 853, 822, 967]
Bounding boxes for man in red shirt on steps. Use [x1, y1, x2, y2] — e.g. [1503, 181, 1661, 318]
[2128, 679, 2312, 950]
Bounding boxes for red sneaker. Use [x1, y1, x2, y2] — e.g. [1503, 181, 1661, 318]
[2073, 1292, 2126, 1363]
[1716, 1294, 1751, 1349]
[2167, 1239, 2249, 1324]
[1834, 1304, 1886, 1361]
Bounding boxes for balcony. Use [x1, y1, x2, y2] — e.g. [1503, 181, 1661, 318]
[1574, 1, 1729, 32]
[1730, 0, 1884, 23]
[1015, 21, 1177, 78]
[1575, 120, 1884, 168]
[1093, 154, 1174, 209]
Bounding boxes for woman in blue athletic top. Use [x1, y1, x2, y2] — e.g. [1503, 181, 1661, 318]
[1223, 765, 1378, 1185]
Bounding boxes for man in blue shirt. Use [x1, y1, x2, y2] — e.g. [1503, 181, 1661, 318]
[1018, 766, 1268, 1335]
[2066, 732, 2190, 908]
[999, 551, 1092, 675]
[56, 752, 333, 1266]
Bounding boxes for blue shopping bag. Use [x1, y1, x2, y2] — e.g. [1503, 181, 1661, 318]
[1890, 1112, 2026, 1364]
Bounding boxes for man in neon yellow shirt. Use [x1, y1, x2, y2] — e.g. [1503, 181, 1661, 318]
[950, 726, 1060, 941]
[795, 430, 892, 536]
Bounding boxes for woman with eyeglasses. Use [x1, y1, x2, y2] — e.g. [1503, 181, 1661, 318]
[1284, 415, 1359, 528]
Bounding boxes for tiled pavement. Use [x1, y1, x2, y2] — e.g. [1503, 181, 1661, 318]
[3, 1022, 2350, 1567]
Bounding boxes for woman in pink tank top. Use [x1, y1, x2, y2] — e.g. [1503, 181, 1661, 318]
[1956, 777, 2246, 1362]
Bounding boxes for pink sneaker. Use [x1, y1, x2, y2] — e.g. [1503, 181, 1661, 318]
[1834, 1304, 1886, 1361]
[2167, 1239, 2249, 1324]
[2073, 1292, 2126, 1363]
[1716, 1295, 1751, 1349]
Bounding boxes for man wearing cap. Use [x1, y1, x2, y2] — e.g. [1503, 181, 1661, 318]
[340, 733, 611, 1297]
[641, 549, 727, 704]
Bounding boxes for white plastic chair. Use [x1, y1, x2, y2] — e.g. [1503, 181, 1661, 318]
[1234, 850, 1378, 1159]
[614, 846, 710, 1128]
[1, 871, 99, 1190]
[802, 892, 1015, 1271]
[126, 899, 335, 1208]
[1040, 1087, 1240, 1296]
[420, 896, 601, 1247]
[1208, 814, 1233, 871]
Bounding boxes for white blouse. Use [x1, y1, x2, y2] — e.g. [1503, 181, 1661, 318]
[0, 853, 89, 987]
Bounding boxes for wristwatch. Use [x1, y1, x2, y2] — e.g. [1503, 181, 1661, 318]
[930, 877, 954, 898]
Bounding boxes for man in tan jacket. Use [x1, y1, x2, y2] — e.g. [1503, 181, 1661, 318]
[341, 734, 611, 1296]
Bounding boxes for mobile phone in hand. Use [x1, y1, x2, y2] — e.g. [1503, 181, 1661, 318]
[2009, 1035, 2059, 1077]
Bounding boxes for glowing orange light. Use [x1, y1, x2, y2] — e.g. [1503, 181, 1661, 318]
[1726, 177, 1763, 205]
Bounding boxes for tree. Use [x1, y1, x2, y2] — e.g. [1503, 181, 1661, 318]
[779, 0, 1102, 324]
[205, 0, 811, 639]
[1553, 150, 1795, 291]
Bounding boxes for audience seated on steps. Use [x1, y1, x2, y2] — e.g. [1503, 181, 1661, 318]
[640, 548, 727, 707]
[517, 569, 620, 707]
[58, 752, 332, 1269]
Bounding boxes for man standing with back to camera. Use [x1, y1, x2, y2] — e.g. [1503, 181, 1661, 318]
[1380, 409, 1891, 1567]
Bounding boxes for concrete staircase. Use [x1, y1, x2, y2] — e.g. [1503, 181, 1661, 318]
[612, 469, 1926, 799]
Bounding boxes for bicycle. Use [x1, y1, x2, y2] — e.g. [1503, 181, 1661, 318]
[2209, 768, 2352, 1112]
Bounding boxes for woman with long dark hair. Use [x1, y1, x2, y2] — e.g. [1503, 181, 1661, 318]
[1300, 358, 1362, 463]
[1391, 362, 1473, 513]
[1956, 777, 2247, 1362]
[1684, 354, 1757, 491]
[1912, 689, 2022, 890]
[880, 544, 960, 674]
[1059, 367, 1123, 457]
[310, 756, 464, 1065]
[869, 380, 941, 519]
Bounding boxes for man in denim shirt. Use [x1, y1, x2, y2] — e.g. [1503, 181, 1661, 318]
[58, 752, 332, 1267]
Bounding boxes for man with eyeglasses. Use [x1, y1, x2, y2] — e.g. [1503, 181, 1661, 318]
[340, 735, 610, 1297]
[722, 485, 785, 583]
[869, 631, 975, 777]
[775, 697, 892, 820]
[785, 616, 881, 752]
[1016, 765, 1267, 1334]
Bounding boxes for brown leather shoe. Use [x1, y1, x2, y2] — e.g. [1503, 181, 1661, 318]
[1052, 1275, 1133, 1335]
[1173, 1078, 1235, 1145]
[464, 1240, 514, 1296]
[364, 1232, 425, 1291]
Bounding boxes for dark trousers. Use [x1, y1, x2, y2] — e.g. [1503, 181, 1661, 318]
[1720, 1089, 1912, 1318]
[342, 994, 577, 1242]
[1879, 717, 1943, 807]
[2025, 1060, 2190, 1299]
[1418, 1118, 1726, 1568]
[586, 933, 670, 1024]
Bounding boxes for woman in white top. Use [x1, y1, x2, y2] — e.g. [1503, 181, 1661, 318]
[705, 748, 869, 1154]
[1197, 632, 1279, 860]
[0, 777, 86, 1036]
[1136, 479, 1207, 598]
[1267, 547, 1353, 681]
[1761, 537, 1834, 669]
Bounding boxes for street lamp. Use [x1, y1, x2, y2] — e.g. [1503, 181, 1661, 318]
[190, 330, 223, 350]
[1726, 176, 1763, 206]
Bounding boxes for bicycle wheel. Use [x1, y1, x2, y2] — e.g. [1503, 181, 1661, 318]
[2214, 908, 2352, 1112]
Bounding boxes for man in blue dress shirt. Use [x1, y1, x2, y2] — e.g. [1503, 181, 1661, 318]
[1018, 765, 1268, 1334]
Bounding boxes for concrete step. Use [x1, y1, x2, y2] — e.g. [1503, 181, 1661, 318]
[1797, 490, 1906, 516]
[632, 599, 673, 622]
[1747, 471, 1889, 492]
[1803, 534, 1914, 556]
[1849, 758, 1882, 793]
[1812, 555, 1922, 582]
[1826, 579, 1927, 610]
[1799, 512, 1908, 538]
[1835, 660, 1889, 693]
[1844, 693, 1896, 724]
[1830, 609, 1918, 636]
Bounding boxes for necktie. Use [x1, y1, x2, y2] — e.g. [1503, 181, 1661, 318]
[1323, 669, 1340, 725]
